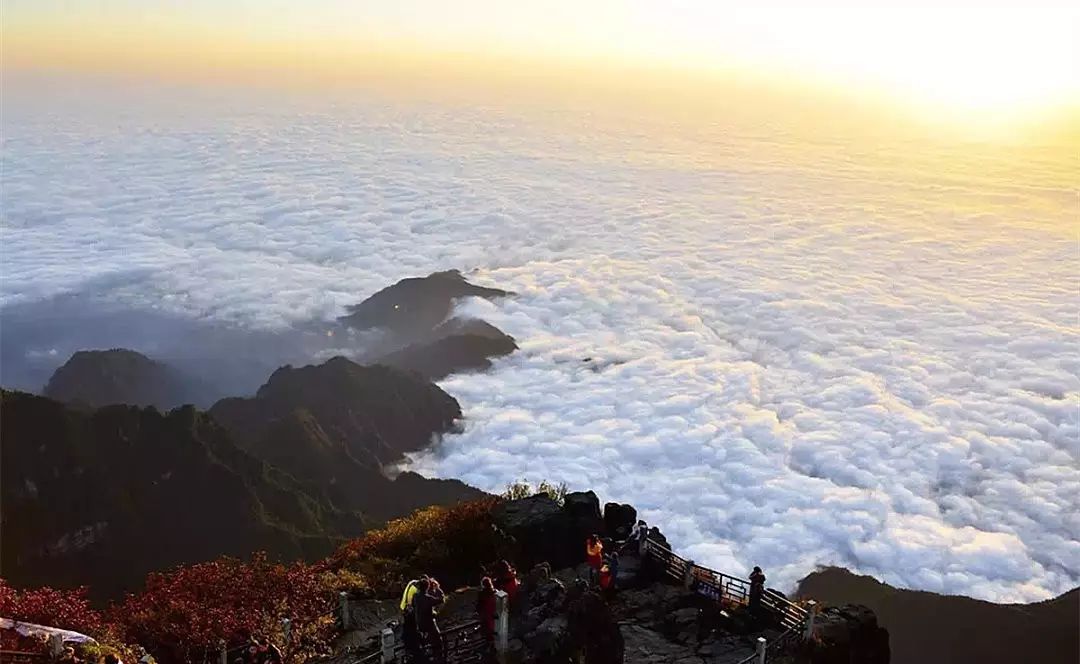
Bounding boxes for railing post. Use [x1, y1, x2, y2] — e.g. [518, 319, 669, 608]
[756, 636, 766, 664]
[494, 589, 510, 661]
[339, 591, 350, 630]
[218, 640, 227, 664]
[683, 560, 695, 589]
[804, 600, 817, 640]
[637, 523, 649, 556]
[380, 627, 395, 664]
[47, 634, 63, 658]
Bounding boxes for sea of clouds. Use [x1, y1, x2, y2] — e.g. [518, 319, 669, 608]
[2, 80, 1077, 602]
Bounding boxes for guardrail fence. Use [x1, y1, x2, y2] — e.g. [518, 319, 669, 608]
[640, 531, 817, 663]
[342, 591, 506, 664]
[342, 523, 817, 663]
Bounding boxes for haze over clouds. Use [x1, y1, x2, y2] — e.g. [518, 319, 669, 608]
[2, 82, 1077, 603]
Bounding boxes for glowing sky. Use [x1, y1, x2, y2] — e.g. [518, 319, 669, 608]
[5, 0, 1079, 119]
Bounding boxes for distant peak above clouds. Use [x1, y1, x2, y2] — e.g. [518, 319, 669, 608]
[341, 269, 510, 338]
[43, 348, 204, 411]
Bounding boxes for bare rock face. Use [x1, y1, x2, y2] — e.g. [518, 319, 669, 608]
[567, 588, 625, 664]
[603, 502, 638, 540]
[621, 624, 704, 664]
[44, 349, 203, 410]
[804, 605, 890, 664]
[563, 491, 604, 542]
[492, 495, 575, 568]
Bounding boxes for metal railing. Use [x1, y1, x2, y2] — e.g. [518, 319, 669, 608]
[0, 651, 48, 663]
[642, 536, 812, 639]
[349, 619, 491, 664]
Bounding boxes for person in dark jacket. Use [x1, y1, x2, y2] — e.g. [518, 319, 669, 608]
[476, 577, 498, 640]
[412, 578, 445, 661]
[604, 551, 620, 590]
[748, 566, 766, 614]
[263, 643, 282, 664]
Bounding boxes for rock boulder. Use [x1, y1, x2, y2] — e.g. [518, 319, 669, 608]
[492, 495, 575, 567]
[563, 490, 604, 542]
[807, 604, 890, 664]
[603, 502, 637, 540]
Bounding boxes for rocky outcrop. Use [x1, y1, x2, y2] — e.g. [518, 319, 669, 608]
[563, 491, 604, 542]
[509, 563, 776, 664]
[802, 605, 890, 664]
[43, 349, 204, 410]
[613, 581, 765, 659]
[567, 587, 624, 664]
[621, 624, 710, 664]
[492, 495, 575, 568]
[603, 502, 637, 540]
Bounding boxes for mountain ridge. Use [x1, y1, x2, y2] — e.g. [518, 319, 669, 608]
[796, 566, 1079, 664]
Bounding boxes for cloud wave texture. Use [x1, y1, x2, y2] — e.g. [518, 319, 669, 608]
[2, 84, 1077, 601]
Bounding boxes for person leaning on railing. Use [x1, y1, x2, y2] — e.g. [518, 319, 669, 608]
[748, 566, 766, 616]
[406, 578, 446, 662]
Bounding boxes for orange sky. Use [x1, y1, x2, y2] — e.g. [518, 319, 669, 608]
[5, 1, 1079, 136]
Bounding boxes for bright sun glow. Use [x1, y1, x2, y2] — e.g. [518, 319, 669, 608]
[4, 1, 1078, 122]
[676, 5, 1079, 113]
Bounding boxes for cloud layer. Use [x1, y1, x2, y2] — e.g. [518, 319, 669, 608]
[2, 82, 1077, 602]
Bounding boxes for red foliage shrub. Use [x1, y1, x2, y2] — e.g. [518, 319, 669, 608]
[0, 579, 105, 651]
[110, 553, 335, 664]
[325, 498, 510, 595]
[3, 500, 510, 663]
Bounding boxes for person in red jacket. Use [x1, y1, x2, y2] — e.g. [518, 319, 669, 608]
[476, 577, 498, 640]
[585, 534, 604, 584]
[492, 560, 520, 604]
[598, 563, 613, 593]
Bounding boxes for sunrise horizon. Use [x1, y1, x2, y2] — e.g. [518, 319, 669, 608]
[2, 3, 1078, 664]
[5, 1, 1079, 140]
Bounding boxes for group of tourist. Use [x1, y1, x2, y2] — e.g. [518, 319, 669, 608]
[55, 647, 131, 664]
[400, 575, 447, 660]
[395, 518, 769, 663]
[475, 560, 519, 639]
[584, 534, 621, 592]
[239, 637, 283, 664]
[399, 562, 520, 662]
